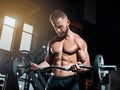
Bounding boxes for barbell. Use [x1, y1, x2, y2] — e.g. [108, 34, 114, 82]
[11, 52, 117, 81]
[11, 50, 34, 77]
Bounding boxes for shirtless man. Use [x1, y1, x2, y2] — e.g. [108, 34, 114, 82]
[31, 9, 90, 90]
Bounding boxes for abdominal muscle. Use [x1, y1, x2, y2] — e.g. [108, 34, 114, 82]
[52, 53, 77, 77]
[52, 65, 75, 77]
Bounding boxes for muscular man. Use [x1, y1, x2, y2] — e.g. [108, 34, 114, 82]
[31, 9, 90, 90]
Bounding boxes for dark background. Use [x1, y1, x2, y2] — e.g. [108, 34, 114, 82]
[0, 0, 118, 66]
[0, 0, 120, 90]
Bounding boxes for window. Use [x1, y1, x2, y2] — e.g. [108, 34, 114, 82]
[19, 23, 33, 51]
[0, 16, 16, 51]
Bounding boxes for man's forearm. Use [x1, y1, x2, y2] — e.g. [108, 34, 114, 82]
[38, 60, 50, 68]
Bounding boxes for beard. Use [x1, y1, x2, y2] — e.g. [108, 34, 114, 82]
[57, 26, 69, 38]
[58, 32, 65, 37]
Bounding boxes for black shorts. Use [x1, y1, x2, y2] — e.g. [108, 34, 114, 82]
[45, 75, 80, 90]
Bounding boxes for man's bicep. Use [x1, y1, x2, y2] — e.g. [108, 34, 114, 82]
[77, 37, 90, 65]
[77, 50, 86, 62]
[45, 51, 54, 65]
[45, 41, 53, 64]
[77, 49, 90, 67]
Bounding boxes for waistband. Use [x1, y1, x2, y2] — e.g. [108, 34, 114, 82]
[50, 75, 76, 80]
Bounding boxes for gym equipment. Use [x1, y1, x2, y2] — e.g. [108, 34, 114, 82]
[12, 50, 34, 77]
[12, 53, 117, 82]
[10, 51, 117, 90]
[11, 50, 46, 90]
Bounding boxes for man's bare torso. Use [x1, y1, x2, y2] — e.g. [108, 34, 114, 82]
[50, 33, 80, 77]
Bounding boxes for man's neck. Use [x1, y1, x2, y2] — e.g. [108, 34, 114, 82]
[65, 29, 72, 39]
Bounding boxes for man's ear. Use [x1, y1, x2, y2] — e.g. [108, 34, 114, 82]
[67, 20, 70, 25]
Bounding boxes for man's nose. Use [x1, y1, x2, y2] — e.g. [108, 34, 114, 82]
[57, 29, 62, 33]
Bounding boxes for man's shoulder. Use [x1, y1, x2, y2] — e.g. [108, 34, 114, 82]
[73, 32, 86, 44]
[72, 32, 82, 40]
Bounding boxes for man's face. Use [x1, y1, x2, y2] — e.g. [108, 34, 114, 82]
[52, 17, 69, 38]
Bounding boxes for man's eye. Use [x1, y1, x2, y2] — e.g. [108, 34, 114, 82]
[58, 26, 63, 28]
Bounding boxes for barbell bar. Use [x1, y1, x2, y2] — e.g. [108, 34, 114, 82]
[38, 54, 117, 72]
[11, 53, 117, 81]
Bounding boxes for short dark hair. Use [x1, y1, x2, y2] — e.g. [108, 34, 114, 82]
[49, 10, 67, 23]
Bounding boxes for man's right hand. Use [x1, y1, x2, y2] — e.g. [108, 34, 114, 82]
[30, 62, 39, 70]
